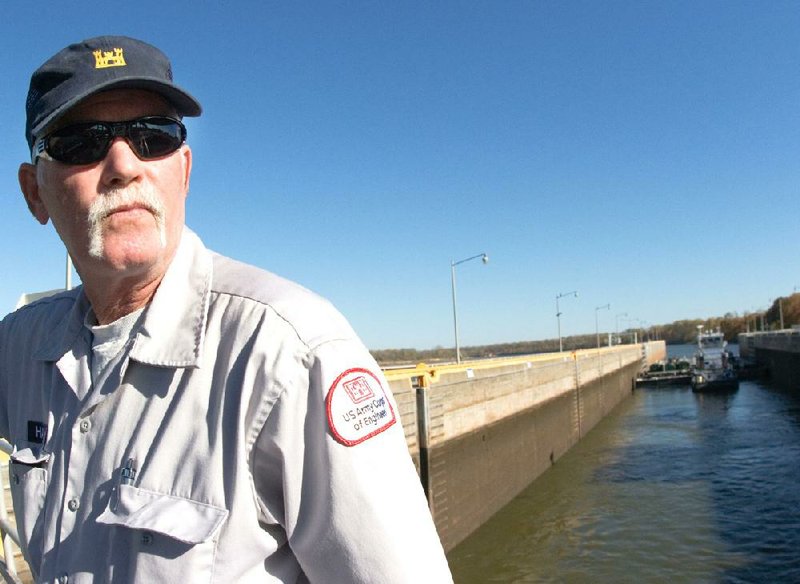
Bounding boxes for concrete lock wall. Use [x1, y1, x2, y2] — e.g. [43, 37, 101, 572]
[739, 331, 800, 389]
[385, 341, 665, 551]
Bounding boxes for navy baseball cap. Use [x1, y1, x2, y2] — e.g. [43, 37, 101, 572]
[25, 35, 202, 148]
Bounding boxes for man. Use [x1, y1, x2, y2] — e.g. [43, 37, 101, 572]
[2, 36, 453, 583]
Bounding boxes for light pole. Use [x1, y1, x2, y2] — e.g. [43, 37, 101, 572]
[66, 252, 73, 290]
[556, 291, 578, 352]
[595, 303, 610, 348]
[451, 253, 489, 364]
[615, 312, 628, 345]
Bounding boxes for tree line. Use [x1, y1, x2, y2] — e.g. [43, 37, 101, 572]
[371, 294, 800, 366]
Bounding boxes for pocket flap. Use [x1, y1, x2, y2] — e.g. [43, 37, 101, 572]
[10, 447, 50, 466]
[97, 484, 228, 545]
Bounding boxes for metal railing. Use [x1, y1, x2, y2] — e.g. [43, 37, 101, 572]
[0, 438, 23, 583]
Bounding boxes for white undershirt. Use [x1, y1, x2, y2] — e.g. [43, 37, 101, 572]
[86, 307, 145, 384]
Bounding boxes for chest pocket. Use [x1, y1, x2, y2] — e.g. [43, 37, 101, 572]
[97, 484, 228, 583]
[8, 448, 51, 576]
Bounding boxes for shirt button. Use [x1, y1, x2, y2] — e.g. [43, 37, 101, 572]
[79, 419, 91, 433]
[67, 498, 80, 512]
[141, 532, 153, 546]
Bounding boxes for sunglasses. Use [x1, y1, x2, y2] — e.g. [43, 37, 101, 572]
[32, 116, 187, 165]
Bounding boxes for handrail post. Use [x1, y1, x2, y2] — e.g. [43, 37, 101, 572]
[415, 384, 431, 507]
[0, 464, 18, 578]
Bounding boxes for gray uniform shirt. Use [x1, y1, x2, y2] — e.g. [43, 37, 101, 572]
[0, 228, 453, 583]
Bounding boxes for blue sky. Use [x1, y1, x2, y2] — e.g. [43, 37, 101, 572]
[1, 2, 799, 350]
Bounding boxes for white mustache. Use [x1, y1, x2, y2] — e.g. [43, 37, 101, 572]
[87, 183, 167, 258]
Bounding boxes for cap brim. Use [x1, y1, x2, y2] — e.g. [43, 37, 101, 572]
[32, 76, 202, 138]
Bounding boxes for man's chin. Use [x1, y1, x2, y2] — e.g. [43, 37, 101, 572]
[88, 233, 169, 267]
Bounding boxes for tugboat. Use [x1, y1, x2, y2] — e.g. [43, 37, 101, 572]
[690, 326, 739, 392]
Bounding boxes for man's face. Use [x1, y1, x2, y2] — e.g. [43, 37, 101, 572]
[19, 88, 192, 285]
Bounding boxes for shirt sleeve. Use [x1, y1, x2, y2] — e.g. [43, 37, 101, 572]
[252, 337, 453, 583]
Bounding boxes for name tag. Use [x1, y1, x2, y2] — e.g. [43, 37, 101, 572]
[27, 420, 48, 444]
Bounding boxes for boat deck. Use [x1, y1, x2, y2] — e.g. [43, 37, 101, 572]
[636, 369, 692, 386]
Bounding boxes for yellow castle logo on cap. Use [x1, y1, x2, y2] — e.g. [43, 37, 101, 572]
[93, 48, 126, 69]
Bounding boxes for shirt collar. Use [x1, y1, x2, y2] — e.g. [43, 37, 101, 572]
[129, 227, 212, 368]
[33, 288, 90, 362]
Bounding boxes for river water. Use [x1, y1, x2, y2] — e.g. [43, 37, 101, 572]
[447, 345, 800, 583]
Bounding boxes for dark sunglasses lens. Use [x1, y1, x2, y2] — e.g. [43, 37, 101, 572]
[128, 119, 185, 159]
[47, 124, 112, 165]
[44, 118, 185, 164]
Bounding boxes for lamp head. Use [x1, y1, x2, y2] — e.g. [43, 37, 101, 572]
[481, 254, 489, 264]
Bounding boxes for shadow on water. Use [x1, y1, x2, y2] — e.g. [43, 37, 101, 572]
[448, 379, 800, 583]
[698, 382, 800, 583]
[591, 381, 800, 583]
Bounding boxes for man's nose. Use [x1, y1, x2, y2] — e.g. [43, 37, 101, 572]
[101, 137, 143, 186]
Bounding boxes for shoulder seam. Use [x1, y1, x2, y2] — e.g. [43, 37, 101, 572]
[209, 289, 357, 354]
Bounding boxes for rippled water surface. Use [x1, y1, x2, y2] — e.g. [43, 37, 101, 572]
[447, 374, 800, 583]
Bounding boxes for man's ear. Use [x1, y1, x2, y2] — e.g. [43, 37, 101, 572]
[18, 163, 50, 225]
[181, 145, 192, 197]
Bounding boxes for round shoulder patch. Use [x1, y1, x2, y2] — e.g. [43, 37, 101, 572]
[326, 368, 397, 446]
